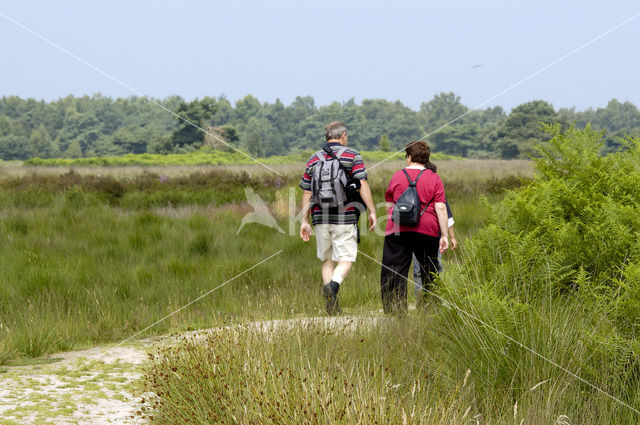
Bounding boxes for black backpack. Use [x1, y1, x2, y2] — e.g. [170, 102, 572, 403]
[391, 169, 432, 227]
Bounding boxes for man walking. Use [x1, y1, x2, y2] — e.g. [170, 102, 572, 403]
[299, 122, 377, 315]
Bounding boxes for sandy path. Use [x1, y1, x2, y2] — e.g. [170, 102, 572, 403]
[0, 315, 380, 424]
[0, 342, 151, 424]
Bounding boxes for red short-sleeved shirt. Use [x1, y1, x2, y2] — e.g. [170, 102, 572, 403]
[384, 167, 446, 237]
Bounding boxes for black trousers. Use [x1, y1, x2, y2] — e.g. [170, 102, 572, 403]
[380, 232, 440, 314]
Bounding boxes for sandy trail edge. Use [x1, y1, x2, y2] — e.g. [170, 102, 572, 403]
[0, 315, 381, 424]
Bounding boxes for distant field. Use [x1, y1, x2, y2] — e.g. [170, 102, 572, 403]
[3, 156, 535, 181]
[21, 149, 461, 168]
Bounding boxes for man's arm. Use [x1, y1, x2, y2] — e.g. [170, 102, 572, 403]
[358, 179, 377, 231]
[300, 190, 313, 242]
[434, 202, 449, 253]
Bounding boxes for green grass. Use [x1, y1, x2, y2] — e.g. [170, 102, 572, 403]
[137, 236, 640, 424]
[0, 160, 552, 424]
[139, 317, 479, 424]
[0, 202, 368, 361]
[140, 296, 640, 424]
[3, 155, 639, 423]
[22, 149, 460, 167]
[0, 163, 514, 364]
[127, 135, 640, 424]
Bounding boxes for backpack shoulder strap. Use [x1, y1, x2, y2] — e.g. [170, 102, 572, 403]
[403, 168, 431, 216]
[314, 150, 327, 165]
[401, 168, 412, 184]
[323, 145, 353, 176]
[402, 168, 425, 186]
[312, 151, 326, 193]
[419, 194, 435, 217]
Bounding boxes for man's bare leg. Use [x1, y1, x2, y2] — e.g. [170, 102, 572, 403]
[331, 261, 353, 284]
[321, 260, 352, 315]
[322, 259, 334, 284]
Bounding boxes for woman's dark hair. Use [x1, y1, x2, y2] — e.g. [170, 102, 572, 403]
[426, 161, 437, 173]
[405, 140, 430, 165]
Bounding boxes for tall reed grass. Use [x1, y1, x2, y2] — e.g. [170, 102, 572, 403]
[140, 318, 480, 424]
[141, 280, 640, 424]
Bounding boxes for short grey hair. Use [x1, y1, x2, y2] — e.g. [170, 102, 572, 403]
[325, 122, 348, 141]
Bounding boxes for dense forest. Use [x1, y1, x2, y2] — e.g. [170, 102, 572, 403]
[0, 92, 639, 161]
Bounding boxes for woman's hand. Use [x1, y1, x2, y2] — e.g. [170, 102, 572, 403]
[439, 236, 449, 253]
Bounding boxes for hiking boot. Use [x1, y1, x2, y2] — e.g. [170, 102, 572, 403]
[322, 281, 341, 315]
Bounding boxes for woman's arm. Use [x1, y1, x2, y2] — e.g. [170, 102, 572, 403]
[434, 202, 449, 253]
[384, 174, 397, 217]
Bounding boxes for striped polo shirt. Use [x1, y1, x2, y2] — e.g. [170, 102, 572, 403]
[299, 142, 368, 225]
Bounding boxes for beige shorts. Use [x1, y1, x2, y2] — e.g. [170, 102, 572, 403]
[315, 223, 358, 262]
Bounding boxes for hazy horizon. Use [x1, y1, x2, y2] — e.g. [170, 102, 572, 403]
[2, 1, 639, 112]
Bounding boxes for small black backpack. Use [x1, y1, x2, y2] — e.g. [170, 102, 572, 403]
[391, 169, 432, 226]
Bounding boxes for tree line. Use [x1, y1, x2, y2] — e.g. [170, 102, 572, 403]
[0, 92, 639, 161]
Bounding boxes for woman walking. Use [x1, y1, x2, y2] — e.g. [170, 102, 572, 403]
[381, 141, 449, 314]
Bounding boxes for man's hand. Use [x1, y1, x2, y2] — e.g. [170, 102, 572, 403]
[439, 236, 449, 253]
[300, 190, 312, 242]
[368, 212, 377, 231]
[300, 222, 312, 242]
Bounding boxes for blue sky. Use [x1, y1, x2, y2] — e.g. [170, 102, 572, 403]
[1, 0, 639, 111]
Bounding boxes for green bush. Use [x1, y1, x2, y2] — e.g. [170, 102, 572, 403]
[459, 124, 640, 335]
